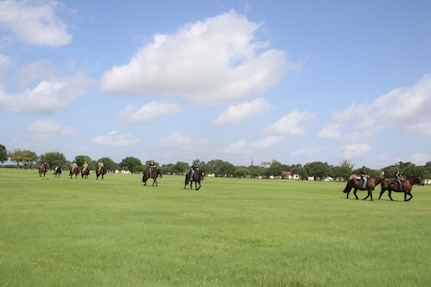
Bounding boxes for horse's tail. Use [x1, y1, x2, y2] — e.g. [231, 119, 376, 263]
[343, 181, 351, 193]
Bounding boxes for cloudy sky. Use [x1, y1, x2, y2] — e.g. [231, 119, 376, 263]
[0, 0, 430, 168]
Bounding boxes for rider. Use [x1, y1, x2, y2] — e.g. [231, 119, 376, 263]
[360, 166, 368, 188]
[54, 163, 61, 173]
[148, 160, 156, 176]
[395, 168, 404, 191]
[70, 161, 78, 170]
[190, 160, 199, 181]
[98, 160, 104, 170]
[82, 160, 89, 173]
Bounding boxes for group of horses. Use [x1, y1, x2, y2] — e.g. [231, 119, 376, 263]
[38, 163, 107, 180]
[141, 168, 205, 190]
[343, 175, 424, 201]
[69, 165, 107, 180]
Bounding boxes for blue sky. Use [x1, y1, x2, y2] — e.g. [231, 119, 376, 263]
[0, 0, 430, 169]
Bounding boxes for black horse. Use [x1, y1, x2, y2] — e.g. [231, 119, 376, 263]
[184, 170, 204, 190]
[54, 165, 62, 177]
[96, 166, 107, 180]
[143, 168, 163, 186]
[39, 162, 49, 177]
[81, 167, 90, 179]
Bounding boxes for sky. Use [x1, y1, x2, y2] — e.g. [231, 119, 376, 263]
[0, 0, 430, 169]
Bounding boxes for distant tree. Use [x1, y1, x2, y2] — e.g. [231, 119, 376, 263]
[290, 163, 307, 179]
[7, 149, 37, 168]
[119, 157, 143, 173]
[234, 166, 248, 178]
[170, 161, 189, 174]
[98, 157, 117, 171]
[0, 144, 7, 164]
[264, 160, 285, 177]
[333, 160, 354, 180]
[215, 161, 235, 177]
[40, 152, 67, 168]
[304, 161, 332, 180]
[74, 155, 92, 167]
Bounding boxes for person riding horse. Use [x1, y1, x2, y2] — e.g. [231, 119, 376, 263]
[190, 160, 199, 181]
[360, 166, 368, 189]
[395, 168, 404, 191]
[82, 160, 89, 174]
[148, 160, 156, 177]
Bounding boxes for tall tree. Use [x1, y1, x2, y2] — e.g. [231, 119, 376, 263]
[0, 144, 7, 164]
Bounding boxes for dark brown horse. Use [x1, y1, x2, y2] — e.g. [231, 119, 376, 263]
[379, 175, 424, 201]
[96, 166, 107, 180]
[69, 166, 79, 179]
[39, 162, 48, 177]
[81, 166, 90, 179]
[143, 168, 163, 186]
[184, 170, 204, 190]
[343, 177, 383, 201]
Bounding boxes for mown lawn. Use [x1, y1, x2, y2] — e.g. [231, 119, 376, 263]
[0, 169, 430, 286]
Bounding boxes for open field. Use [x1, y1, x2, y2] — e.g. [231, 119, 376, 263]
[1, 169, 430, 287]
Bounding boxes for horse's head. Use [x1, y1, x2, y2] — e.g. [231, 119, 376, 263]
[415, 175, 424, 186]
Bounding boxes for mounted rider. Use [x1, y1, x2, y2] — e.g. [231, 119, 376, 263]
[360, 166, 368, 189]
[395, 168, 404, 191]
[82, 160, 89, 173]
[148, 160, 156, 177]
[70, 161, 78, 171]
[190, 160, 199, 181]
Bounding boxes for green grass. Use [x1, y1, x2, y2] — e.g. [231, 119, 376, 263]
[1, 169, 430, 286]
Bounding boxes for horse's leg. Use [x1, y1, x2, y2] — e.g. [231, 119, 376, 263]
[353, 188, 359, 200]
[405, 191, 412, 201]
[196, 181, 201, 190]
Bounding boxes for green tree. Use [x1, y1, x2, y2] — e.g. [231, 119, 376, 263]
[333, 160, 353, 180]
[234, 166, 248, 178]
[40, 152, 67, 168]
[0, 144, 7, 164]
[74, 155, 92, 167]
[119, 157, 143, 173]
[98, 157, 117, 171]
[215, 161, 235, 177]
[170, 161, 189, 174]
[7, 149, 37, 168]
[304, 161, 333, 180]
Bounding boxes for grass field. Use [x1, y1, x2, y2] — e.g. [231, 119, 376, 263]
[1, 169, 430, 287]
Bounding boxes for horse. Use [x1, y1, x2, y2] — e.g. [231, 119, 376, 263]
[39, 162, 48, 177]
[378, 175, 424, 201]
[54, 165, 62, 177]
[184, 170, 204, 190]
[342, 177, 383, 201]
[96, 166, 107, 180]
[142, 168, 163, 186]
[69, 166, 79, 179]
[81, 167, 90, 179]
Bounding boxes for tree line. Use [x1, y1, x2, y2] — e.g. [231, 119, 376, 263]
[1, 145, 431, 180]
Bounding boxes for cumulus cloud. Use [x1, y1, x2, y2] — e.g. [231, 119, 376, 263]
[0, 0, 71, 47]
[0, 73, 95, 114]
[336, 143, 371, 160]
[100, 11, 297, 107]
[264, 111, 315, 135]
[321, 75, 431, 138]
[117, 101, 181, 124]
[26, 119, 77, 141]
[91, 130, 140, 147]
[223, 136, 284, 154]
[214, 98, 272, 125]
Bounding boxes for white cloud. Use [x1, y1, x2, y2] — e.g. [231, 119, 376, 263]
[214, 98, 272, 125]
[100, 11, 296, 107]
[328, 75, 431, 135]
[318, 124, 342, 139]
[336, 143, 371, 161]
[223, 136, 283, 154]
[26, 119, 77, 141]
[91, 131, 140, 147]
[264, 111, 315, 135]
[117, 101, 181, 124]
[0, 0, 71, 47]
[0, 74, 95, 114]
